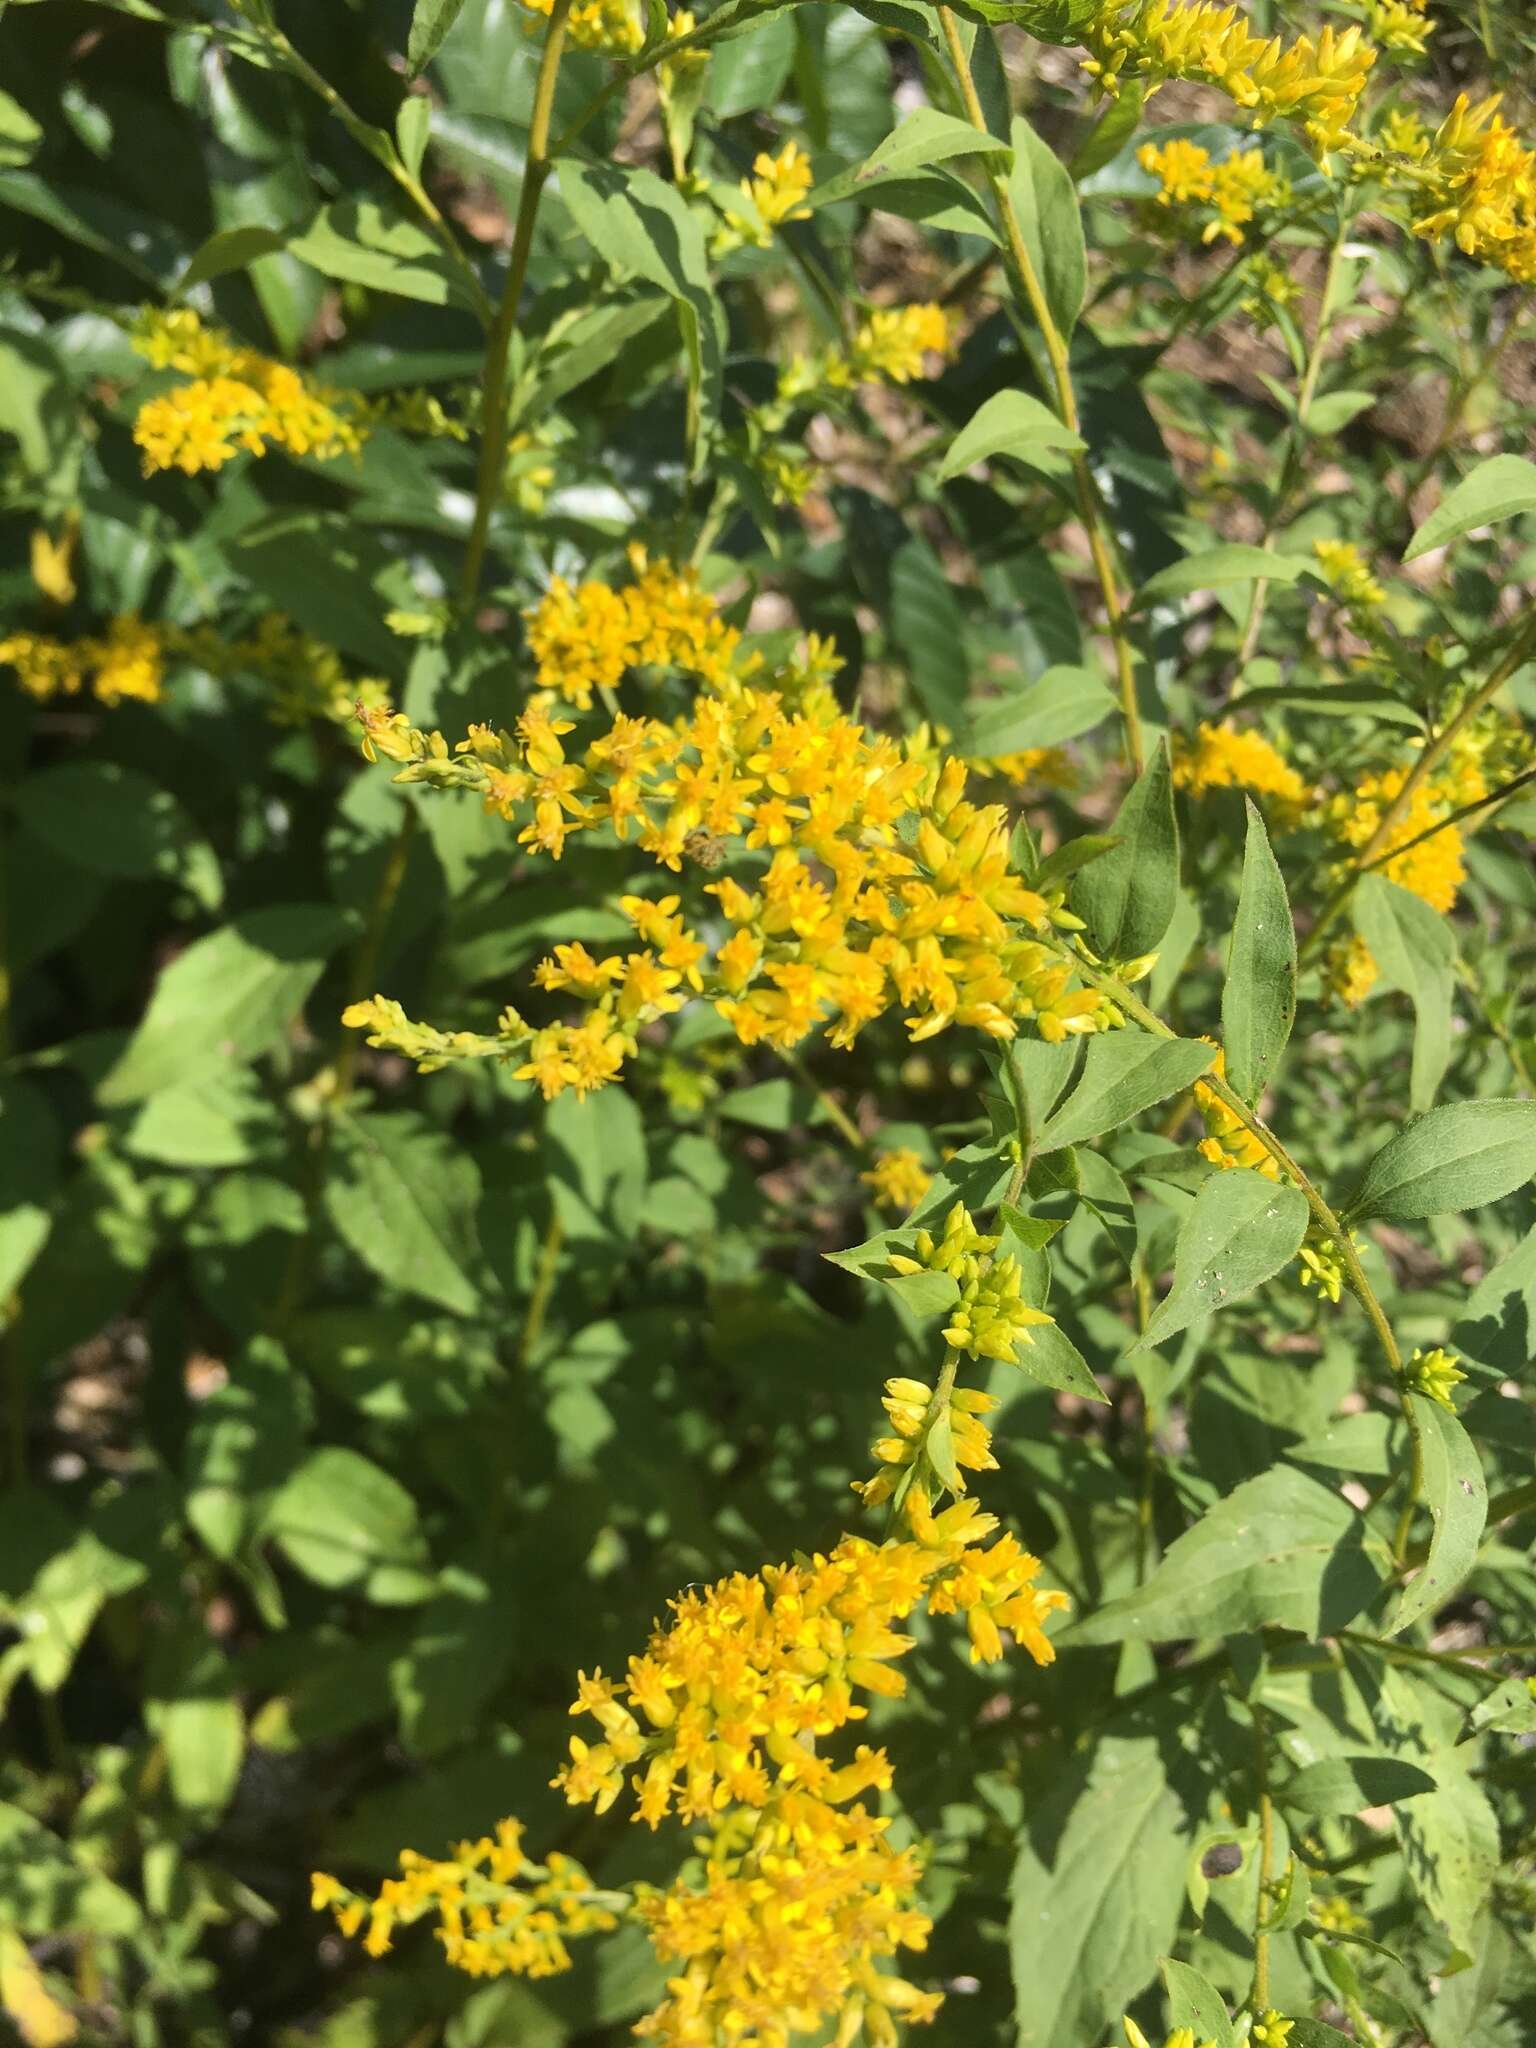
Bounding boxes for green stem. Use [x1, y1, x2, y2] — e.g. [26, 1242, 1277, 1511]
[1338, 1628, 1519, 1686]
[936, 7, 1144, 775]
[778, 1048, 866, 1151]
[549, 0, 766, 158]
[1232, 227, 1349, 682]
[518, 1209, 566, 1368]
[461, 0, 575, 600]
[1251, 1702, 1274, 2013]
[333, 805, 421, 1101]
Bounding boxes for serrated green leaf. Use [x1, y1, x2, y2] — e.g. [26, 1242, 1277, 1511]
[1067, 1465, 1390, 1644]
[1347, 1099, 1536, 1221]
[1035, 1031, 1214, 1153]
[1009, 1736, 1188, 2047]
[326, 1112, 482, 1318]
[1136, 1168, 1308, 1350]
[1222, 801, 1295, 1105]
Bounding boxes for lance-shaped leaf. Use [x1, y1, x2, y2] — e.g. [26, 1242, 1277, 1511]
[1354, 874, 1455, 1112]
[1388, 1396, 1487, 1636]
[1222, 800, 1296, 1105]
[1068, 1465, 1390, 1644]
[1072, 739, 1179, 962]
[1034, 1032, 1214, 1153]
[1007, 113, 1086, 335]
[1404, 451, 1536, 563]
[1135, 1168, 1309, 1350]
[1346, 1099, 1536, 1221]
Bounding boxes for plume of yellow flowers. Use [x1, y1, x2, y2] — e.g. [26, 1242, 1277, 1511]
[1312, 538, 1386, 610]
[345, 614, 1115, 1097]
[1366, 0, 1431, 54]
[131, 308, 365, 475]
[0, 616, 165, 706]
[1, 611, 387, 724]
[1172, 722, 1311, 821]
[309, 1826, 620, 1973]
[524, 546, 751, 709]
[1396, 93, 1536, 283]
[1080, 0, 1376, 151]
[862, 1148, 933, 1213]
[714, 139, 815, 254]
[1138, 137, 1291, 241]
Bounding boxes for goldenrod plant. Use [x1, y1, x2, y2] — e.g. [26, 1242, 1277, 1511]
[2, 0, 1536, 2044]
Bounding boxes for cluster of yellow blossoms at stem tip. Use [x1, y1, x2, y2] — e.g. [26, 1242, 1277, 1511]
[344, 572, 1114, 1099]
[130, 308, 466, 476]
[1138, 137, 1290, 243]
[318, 1447, 1067, 2044]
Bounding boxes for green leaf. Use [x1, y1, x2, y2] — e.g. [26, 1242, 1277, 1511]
[1072, 740, 1179, 962]
[1067, 1465, 1390, 1644]
[98, 905, 355, 1107]
[267, 1447, 433, 1603]
[1279, 1754, 1436, 1817]
[0, 87, 43, 167]
[1016, 1320, 1107, 1401]
[1160, 1959, 1235, 2048]
[396, 93, 432, 180]
[950, 0, 1102, 38]
[824, 1232, 961, 1319]
[1131, 545, 1312, 610]
[0, 331, 74, 481]
[889, 535, 969, 728]
[1388, 1397, 1487, 1637]
[936, 390, 1083, 483]
[558, 160, 723, 468]
[14, 761, 221, 909]
[290, 199, 476, 308]
[1007, 113, 1086, 334]
[965, 664, 1114, 756]
[1009, 1736, 1188, 2047]
[0, 1803, 141, 1936]
[175, 222, 291, 293]
[390, 1566, 516, 1757]
[1221, 801, 1296, 1105]
[407, 0, 469, 75]
[0, 1079, 58, 1303]
[159, 1694, 245, 1815]
[1396, 1762, 1499, 1951]
[808, 106, 1011, 211]
[1302, 388, 1376, 435]
[1035, 1032, 1214, 1154]
[1346, 1099, 1536, 1221]
[185, 1339, 308, 1562]
[1136, 1168, 1308, 1350]
[1287, 2022, 1358, 2048]
[1404, 452, 1536, 564]
[1354, 874, 1455, 1111]
[1071, 79, 1145, 180]
[1470, 1676, 1536, 1735]
[327, 1112, 483, 1317]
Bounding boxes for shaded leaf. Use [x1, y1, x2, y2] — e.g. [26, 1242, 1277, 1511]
[1389, 1397, 1487, 1637]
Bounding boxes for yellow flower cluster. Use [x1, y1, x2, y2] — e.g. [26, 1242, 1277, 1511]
[553, 1497, 1064, 2044]
[345, 638, 1115, 1095]
[1173, 721, 1311, 820]
[1404, 1345, 1466, 1410]
[132, 309, 365, 475]
[866, 1375, 1000, 1502]
[1194, 1045, 1279, 1176]
[520, 0, 643, 52]
[1081, 0, 1376, 151]
[1366, 0, 1431, 54]
[1297, 1229, 1348, 1303]
[1138, 137, 1290, 241]
[715, 140, 814, 254]
[1, 611, 386, 724]
[1376, 93, 1536, 284]
[0, 615, 166, 706]
[311, 1823, 618, 1976]
[1313, 538, 1386, 609]
[524, 548, 749, 708]
[862, 1148, 933, 1213]
[887, 1202, 1055, 1364]
[1123, 2024, 1217, 2048]
[1333, 764, 1468, 915]
[1252, 2016, 1294, 2048]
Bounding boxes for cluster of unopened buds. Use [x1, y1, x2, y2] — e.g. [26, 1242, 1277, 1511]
[1403, 1345, 1466, 1410]
[890, 1203, 1054, 1363]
